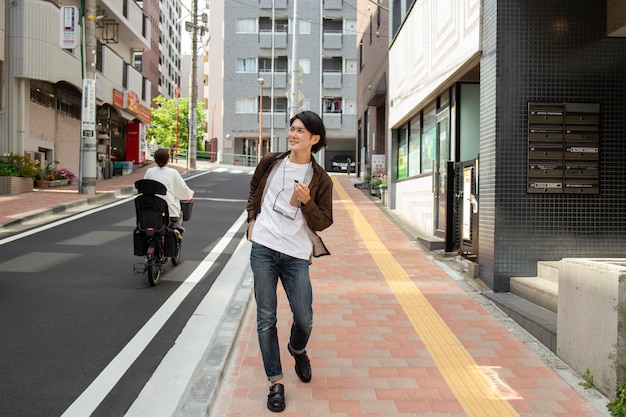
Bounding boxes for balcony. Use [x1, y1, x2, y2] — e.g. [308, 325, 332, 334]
[260, 31, 288, 49]
[260, 0, 288, 9]
[323, 32, 342, 50]
[322, 71, 342, 89]
[322, 113, 342, 130]
[97, 0, 151, 50]
[323, 0, 343, 10]
[260, 71, 288, 89]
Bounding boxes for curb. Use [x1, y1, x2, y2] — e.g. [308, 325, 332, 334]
[174, 240, 253, 417]
[0, 186, 137, 230]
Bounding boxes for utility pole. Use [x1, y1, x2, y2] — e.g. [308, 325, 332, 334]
[188, 0, 198, 170]
[289, 0, 299, 118]
[80, 0, 98, 195]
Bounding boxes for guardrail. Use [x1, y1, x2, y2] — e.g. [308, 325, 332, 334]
[169, 149, 261, 167]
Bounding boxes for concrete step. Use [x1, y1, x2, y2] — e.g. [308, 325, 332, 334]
[537, 260, 560, 283]
[416, 235, 446, 251]
[482, 291, 557, 353]
[510, 276, 558, 313]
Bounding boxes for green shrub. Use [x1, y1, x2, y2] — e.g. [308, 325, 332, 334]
[608, 382, 626, 417]
[0, 154, 40, 178]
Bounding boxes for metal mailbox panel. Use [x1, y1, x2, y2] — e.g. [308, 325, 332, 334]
[527, 102, 600, 194]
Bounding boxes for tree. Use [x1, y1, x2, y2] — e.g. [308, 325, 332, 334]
[148, 95, 206, 152]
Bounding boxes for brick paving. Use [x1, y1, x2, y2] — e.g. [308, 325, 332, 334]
[207, 176, 608, 417]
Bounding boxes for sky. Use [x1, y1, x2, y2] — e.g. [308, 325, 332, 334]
[180, 0, 192, 54]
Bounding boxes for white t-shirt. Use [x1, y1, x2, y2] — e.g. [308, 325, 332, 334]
[144, 165, 194, 218]
[253, 158, 312, 260]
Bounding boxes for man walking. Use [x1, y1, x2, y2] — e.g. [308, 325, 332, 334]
[246, 111, 333, 412]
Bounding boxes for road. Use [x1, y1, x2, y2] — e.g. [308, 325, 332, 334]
[0, 168, 252, 417]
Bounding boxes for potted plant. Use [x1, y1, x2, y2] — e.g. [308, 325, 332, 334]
[36, 162, 76, 188]
[0, 153, 39, 195]
[371, 176, 388, 197]
[363, 174, 371, 191]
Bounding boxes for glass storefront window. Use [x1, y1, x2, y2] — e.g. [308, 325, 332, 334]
[397, 127, 408, 179]
[421, 103, 437, 173]
[408, 115, 420, 177]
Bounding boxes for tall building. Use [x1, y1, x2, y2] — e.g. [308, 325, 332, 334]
[0, 0, 154, 178]
[206, 0, 357, 169]
[356, 0, 388, 179]
[156, 0, 183, 100]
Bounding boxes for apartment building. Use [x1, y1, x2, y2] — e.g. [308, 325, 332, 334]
[0, 0, 155, 177]
[155, 0, 183, 100]
[206, 0, 357, 169]
[355, 0, 388, 179]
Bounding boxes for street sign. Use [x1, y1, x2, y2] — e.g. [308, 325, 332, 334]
[81, 79, 96, 133]
[60, 6, 79, 49]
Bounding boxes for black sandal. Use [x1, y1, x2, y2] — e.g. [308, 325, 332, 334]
[267, 383, 285, 412]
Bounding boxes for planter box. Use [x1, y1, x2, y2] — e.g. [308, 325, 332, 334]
[0, 176, 34, 195]
[36, 180, 67, 188]
[558, 258, 626, 398]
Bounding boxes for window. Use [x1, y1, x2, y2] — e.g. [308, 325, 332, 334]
[344, 19, 357, 35]
[236, 58, 257, 73]
[275, 18, 288, 32]
[343, 99, 356, 114]
[258, 57, 273, 72]
[274, 97, 288, 112]
[96, 41, 103, 72]
[397, 127, 408, 179]
[259, 56, 289, 72]
[322, 57, 342, 73]
[359, 41, 364, 70]
[344, 59, 357, 74]
[323, 17, 343, 34]
[408, 115, 421, 177]
[323, 97, 342, 113]
[299, 58, 311, 74]
[133, 52, 143, 72]
[288, 18, 309, 34]
[236, 98, 256, 113]
[299, 19, 311, 34]
[421, 104, 437, 173]
[236, 18, 257, 33]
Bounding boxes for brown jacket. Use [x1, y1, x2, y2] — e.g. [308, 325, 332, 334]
[247, 151, 333, 255]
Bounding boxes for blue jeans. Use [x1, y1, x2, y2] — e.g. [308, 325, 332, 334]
[250, 242, 313, 381]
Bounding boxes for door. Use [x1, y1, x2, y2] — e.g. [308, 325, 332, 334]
[434, 111, 449, 237]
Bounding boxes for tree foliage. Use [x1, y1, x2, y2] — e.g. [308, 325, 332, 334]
[148, 95, 206, 151]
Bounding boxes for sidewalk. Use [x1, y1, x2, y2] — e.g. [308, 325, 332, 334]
[205, 176, 609, 417]
[0, 169, 611, 417]
[0, 161, 188, 234]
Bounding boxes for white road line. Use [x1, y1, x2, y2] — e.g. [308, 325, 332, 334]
[61, 211, 247, 417]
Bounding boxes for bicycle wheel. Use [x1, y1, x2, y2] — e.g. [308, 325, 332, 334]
[171, 240, 181, 265]
[146, 243, 162, 286]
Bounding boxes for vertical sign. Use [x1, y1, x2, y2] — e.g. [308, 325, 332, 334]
[60, 6, 79, 49]
[82, 79, 96, 136]
[462, 166, 473, 241]
[372, 154, 385, 176]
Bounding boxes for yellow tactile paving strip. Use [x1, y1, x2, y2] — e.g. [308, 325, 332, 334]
[332, 177, 520, 417]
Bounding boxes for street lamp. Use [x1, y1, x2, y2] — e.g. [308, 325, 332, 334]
[258, 78, 264, 162]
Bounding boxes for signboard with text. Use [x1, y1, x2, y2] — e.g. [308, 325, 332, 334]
[60, 6, 79, 49]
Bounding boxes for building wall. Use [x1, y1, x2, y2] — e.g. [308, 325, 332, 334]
[356, 0, 389, 179]
[480, 0, 626, 290]
[218, 0, 357, 167]
[142, 0, 161, 104]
